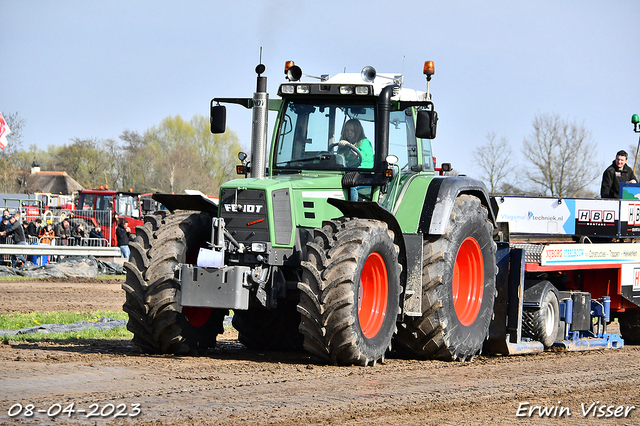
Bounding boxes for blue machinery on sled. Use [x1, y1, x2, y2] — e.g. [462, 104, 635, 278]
[485, 245, 625, 355]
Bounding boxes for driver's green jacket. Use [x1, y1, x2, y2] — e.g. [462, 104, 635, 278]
[357, 138, 374, 168]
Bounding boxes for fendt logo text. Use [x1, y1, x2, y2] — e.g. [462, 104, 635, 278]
[224, 204, 264, 213]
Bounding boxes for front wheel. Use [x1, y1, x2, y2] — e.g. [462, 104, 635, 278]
[297, 218, 401, 366]
[122, 211, 227, 355]
[394, 194, 497, 361]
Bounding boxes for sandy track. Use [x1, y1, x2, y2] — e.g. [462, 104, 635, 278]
[0, 279, 638, 425]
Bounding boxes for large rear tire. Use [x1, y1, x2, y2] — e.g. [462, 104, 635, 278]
[297, 218, 401, 366]
[394, 194, 497, 361]
[122, 211, 227, 355]
[618, 310, 640, 345]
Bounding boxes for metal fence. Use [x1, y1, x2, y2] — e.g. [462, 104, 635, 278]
[40, 209, 114, 245]
[1, 209, 116, 266]
[17, 236, 111, 247]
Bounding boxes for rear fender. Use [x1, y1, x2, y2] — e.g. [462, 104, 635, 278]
[417, 176, 495, 235]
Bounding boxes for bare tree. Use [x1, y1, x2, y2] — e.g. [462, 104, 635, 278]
[522, 113, 600, 197]
[497, 182, 528, 196]
[472, 132, 516, 194]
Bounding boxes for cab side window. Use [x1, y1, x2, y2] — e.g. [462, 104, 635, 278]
[388, 110, 419, 172]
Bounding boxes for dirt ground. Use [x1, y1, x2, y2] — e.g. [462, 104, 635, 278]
[1, 279, 639, 426]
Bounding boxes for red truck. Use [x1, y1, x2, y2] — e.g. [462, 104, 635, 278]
[73, 189, 153, 247]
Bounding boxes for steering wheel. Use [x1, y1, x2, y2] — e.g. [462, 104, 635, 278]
[328, 142, 362, 167]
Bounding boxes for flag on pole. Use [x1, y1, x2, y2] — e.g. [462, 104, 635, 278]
[0, 113, 10, 150]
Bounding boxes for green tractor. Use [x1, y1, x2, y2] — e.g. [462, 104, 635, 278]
[122, 60, 497, 366]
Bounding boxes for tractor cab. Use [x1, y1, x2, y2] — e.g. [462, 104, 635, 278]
[269, 61, 438, 206]
[219, 61, 440, 206]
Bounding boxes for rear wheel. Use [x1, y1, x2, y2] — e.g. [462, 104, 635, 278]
[122, 211, 227, 355]
[618, 310, 640, 344]
[394, 194, 497, 361]
[297, 218, 401, 366]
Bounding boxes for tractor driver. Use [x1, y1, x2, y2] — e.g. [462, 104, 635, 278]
[338, 119, 373, 168]
[338, 119, 374, 201]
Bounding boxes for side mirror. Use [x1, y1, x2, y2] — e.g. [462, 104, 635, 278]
[415, 109, 438, 139]
[210, 104, 226, 134]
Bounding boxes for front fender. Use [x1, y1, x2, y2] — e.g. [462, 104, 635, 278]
[327, 198, 406, 271]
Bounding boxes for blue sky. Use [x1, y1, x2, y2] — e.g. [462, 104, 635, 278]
[2, 1, 639, 192]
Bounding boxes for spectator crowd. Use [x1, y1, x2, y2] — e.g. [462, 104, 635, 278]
[0, 209, 108, 267]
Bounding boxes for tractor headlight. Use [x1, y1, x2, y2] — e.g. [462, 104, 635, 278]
[251, 242, 267, 253]
[297, 85, 310, 94]
[339, 85, 354, 95]
[280, 85, 295, 94]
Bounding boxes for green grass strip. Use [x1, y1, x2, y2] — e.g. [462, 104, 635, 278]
[0, 310, 131, 343]
[0, 310, 127, 329]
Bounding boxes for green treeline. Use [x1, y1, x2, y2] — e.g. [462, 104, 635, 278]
[0, 114, 242, 197]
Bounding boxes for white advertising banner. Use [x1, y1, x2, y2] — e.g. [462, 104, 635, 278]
[494, 196, 640, 237]
[541, 243, 640, 266]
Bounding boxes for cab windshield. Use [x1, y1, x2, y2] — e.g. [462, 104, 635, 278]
[116, 195, 141, 218]
[274, 102, 376, 171]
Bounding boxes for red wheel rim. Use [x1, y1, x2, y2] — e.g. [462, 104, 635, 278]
[452, 237, 484, 326]
[358, 252, 389, 338]
[183, 229, 212, 327]
[183, 306, 212, 327]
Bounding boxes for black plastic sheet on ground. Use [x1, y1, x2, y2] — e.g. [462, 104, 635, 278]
[0, 256, 124, 278]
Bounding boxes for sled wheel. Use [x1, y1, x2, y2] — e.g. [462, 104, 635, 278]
[394, 194, 497, 361]
[297, 218, 401, 366]
[122, 211, 227, 355]
[618, 310, 640, 345]
[522, 288, 560, 348]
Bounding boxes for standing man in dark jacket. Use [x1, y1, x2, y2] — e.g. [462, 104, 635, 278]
[0, 213, 28, 267]
[601, 150, 637, 198]
[116, 218, 131, 260]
